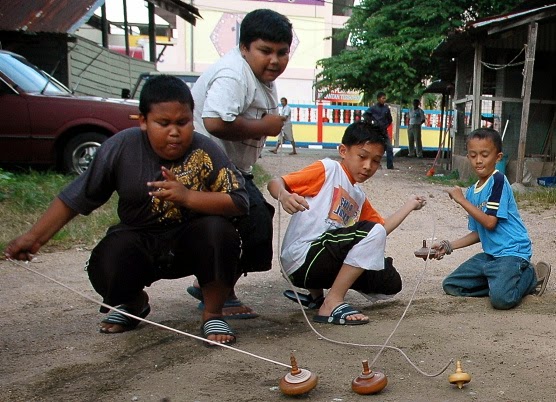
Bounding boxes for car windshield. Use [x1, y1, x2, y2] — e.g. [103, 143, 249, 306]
[0, 52, 70, 95]
[130, 73, 199, 99]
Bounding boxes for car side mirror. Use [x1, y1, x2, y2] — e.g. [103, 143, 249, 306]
[121, 88, 131, 99]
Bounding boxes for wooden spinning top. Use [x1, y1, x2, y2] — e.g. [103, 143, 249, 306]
[414, 240, 437, 260]
[351, 360, 388, 395]
[279, 354, 318, 396]
[448, 360, 471, 389]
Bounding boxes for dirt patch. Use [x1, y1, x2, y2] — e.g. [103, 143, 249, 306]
[2, 149, 555, 402]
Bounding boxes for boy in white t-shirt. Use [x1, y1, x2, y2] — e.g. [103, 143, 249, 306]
[268, 121, 426, 325]
[188, 9, 292, 318]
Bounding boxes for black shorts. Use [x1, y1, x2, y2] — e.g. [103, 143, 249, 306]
[289, 220, 402, 295]
[234, 175, 275, 273]
[86, 215, 241, 312]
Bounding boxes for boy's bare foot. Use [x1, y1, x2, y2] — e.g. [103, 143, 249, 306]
[187, 283, 259, 319]
[99, 291, 150, 334]
[289, 151, 297, 155]
[269, 149, 277, 154]
[222, 304, 259, 319]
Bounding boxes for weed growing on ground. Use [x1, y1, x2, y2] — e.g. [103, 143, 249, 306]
[0, 165, 274, 253]
[425, 170, 477, 187]
[253, 163, 272, 188]
[514, 186, 556, 212]
[425, 169, 556, 211]
[0, 168, 118, 252]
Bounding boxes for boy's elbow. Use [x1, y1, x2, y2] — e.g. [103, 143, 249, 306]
[484, 217, 498, 231]
[237, 200, 249, 216]
[267, 178, 283, 197]
[203, 118, 229, 137]
[229, 193, 249, 216]
[485, 223, 497, 231]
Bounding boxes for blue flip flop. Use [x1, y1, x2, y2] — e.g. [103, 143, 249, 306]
[186, 286, 205, 302]
[100, 304, 151, 333]
[187, 286, 258, 319]
[313, 303, 369, 325]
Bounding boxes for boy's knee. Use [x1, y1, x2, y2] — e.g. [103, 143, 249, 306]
[198, 216, 238, 242]
[441, 279, 452, 295]
[441, 276, 463, 297]
[489, 294, 517, 310]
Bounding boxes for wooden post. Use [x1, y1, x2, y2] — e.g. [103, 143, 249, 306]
[148, 2, 156, 62]
[100, 4, 108, 48]
[516, 22, 538, 183]
[123, 0, 130, 56]
[472, 42, 483, 130]
[317, 101, 323, 143]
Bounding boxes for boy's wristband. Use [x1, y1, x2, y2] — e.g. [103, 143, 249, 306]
[440, 240, 453, 255]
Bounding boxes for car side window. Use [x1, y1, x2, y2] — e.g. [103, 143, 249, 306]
[0, 80, 15, 95]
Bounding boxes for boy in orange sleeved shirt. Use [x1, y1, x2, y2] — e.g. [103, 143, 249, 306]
[267, 121, 426, 325]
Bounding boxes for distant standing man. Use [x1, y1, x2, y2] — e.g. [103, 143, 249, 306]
[363, 92, 395, 169]
[271, 97, 297, 155]
[408, 99, 426, 158]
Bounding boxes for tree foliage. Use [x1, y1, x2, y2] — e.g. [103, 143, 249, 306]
[316, 0, 523, 104]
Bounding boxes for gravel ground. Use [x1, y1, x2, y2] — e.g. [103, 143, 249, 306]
[1, 146, 555, 402]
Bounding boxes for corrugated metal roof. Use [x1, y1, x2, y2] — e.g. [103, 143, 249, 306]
[0, 0, 104, 33]
[434, 4, 556, 56]
[465, 4, 556, 30]
[0, 0, 201, 33]
[150, 0, 202, 26]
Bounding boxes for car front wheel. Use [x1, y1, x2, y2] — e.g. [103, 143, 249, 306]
[63, 132, 107, 174]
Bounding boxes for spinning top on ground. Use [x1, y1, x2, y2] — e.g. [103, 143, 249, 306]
[279, 354, 318, 396]
[414, 240, 437, 260]
[448, 360, 471, 389]
[351, 360, 388, 395]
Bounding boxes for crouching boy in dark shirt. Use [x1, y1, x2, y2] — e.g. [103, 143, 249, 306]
[4, 75, 248, 345]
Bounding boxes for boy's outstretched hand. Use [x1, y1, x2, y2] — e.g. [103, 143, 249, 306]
[430, 242, 447, 260]
[4, 234, 40, 261]
[279, 191, 309, 215]
[445, 186, 465, 204]
[408, 195, 427, 210]
[147, 166, 189, 205]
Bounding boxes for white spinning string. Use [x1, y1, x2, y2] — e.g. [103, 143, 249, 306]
[274, 148, 451, 377]
[6, 258, 291, 370]
[5, 148, 450, 377]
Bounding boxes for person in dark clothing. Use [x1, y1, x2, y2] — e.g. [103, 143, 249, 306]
[363, 91, 395, 169]
[408, 99, 426, 158]
[4, 75, 248, 345]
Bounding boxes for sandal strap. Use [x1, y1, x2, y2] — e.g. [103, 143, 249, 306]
[330, 303, 361, 319]
[202, 318, 234, 336]
[101, 304, 150, 327]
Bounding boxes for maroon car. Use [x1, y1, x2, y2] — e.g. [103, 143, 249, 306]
[0, 50, 140, 174]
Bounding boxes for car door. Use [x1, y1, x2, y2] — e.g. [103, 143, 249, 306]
[0, 78, 33, 163]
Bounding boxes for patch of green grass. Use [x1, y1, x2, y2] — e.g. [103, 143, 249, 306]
[425, 170, 477, 187]
[515, 186, 556, 211]
[423, 168, 556, 211]
[252, 163, 272, 189]
[0, 164, 276, 253]
[0, 169, 72, 211]
[0, 168, 118, 252]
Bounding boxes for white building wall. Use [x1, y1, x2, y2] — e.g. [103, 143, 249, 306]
[165, 0, 349, 104]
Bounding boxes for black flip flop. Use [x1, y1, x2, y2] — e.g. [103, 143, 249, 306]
[201, 318, 236, 347]
[283, 290, 324, 310]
